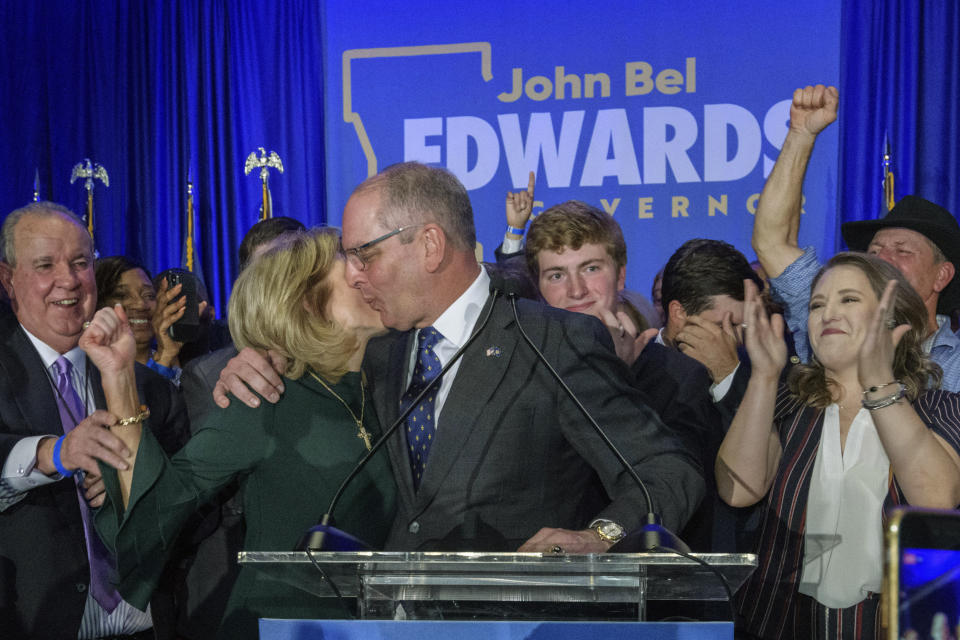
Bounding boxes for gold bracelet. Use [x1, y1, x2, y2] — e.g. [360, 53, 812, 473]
[114, 405, 151, 426]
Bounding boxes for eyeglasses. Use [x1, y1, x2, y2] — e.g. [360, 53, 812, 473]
[341, 224, 422, 271]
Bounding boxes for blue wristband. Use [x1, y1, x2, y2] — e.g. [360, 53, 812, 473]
[52, 435, 75, 477]
[506, 225, 525, 236]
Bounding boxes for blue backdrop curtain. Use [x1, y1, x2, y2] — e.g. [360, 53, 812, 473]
[1, 0, 958, 313]
[839, 0, 960, 229]
[0, 0, 327, 315]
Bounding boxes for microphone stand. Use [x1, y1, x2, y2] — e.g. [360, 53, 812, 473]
[505, 284, 737, 621]
[503, 283, 688, 554]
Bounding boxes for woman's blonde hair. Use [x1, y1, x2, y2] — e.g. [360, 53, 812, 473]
[228, 227, 357, 382]
[788, 252, 942, 406]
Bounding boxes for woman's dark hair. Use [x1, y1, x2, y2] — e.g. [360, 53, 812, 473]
[95, 256, 152, 308]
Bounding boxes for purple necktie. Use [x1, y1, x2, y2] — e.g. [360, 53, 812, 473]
[53, 356, 122, 613]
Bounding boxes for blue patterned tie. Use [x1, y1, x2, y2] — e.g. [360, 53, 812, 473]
[401, 327, 444, 490]
[53, 356, 122, 613]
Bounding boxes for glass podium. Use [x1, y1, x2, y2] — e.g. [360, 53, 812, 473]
[239, 551, 756, 621]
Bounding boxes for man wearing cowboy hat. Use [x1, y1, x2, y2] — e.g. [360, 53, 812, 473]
[752, 84, 960, 391]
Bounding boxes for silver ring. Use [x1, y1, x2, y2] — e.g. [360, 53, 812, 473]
[740, 323, 748, 329]
[617, 324, 625, 337]
[886, 318, 896, 330]
[550, 545, 564, 554]
[82, 321, 91, 330]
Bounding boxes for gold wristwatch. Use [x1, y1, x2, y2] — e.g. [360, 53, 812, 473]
[593, 519, 626, 543]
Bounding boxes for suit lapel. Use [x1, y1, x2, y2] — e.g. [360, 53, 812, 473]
[3, 327, 64, 435]
[368, 331, 419, 509]
[2, 327, 82, 520]
[414, 296, 517, 505]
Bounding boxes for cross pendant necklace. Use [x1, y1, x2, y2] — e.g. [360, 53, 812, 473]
[309, 371, 372, 451]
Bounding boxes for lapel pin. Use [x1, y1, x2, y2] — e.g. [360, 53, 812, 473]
[485, 346, 501, 357]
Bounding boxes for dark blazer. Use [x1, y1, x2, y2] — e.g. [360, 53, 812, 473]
[631, 342, 719, 461]
[631, 343, 762, 552]
[181, 343, 238, 429]
[364, 293, 704, 550]
[0, 325, 189, 640]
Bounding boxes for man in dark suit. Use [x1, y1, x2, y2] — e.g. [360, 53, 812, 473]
[0, 202, 189, 639]
[217, 163, 703, 552]
[496, 200, 721, 551]
[340, 162, 702, 552]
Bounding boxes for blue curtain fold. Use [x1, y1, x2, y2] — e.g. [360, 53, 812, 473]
[0, 0, 326, 315]
[839, 0, 960, 232]
[2, 0, 958, 311]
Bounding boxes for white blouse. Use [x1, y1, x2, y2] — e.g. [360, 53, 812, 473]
[798, 403, 890, 608]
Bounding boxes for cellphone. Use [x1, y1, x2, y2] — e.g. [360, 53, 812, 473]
[883, 507, 960, 640]
[165, 270, 200, 342]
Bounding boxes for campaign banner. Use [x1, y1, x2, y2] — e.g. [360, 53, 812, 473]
[323, 1, 840, 295]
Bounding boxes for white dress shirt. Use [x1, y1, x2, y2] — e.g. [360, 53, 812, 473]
[405, 268, 491, 427]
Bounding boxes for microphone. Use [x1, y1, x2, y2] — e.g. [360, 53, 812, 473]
[297, 278, 504, 551]
[503, 287, 689, 554]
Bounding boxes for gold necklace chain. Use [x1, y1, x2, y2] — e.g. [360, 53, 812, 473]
[308, 371, 372, 451]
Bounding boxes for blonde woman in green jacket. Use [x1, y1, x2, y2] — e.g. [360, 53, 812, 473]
[85, 228, 397, 639]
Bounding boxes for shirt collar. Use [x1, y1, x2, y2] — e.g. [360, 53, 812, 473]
[655, 327, 667, 346]
[927, 314, 960, 353]
[19, 323, 86, 372]
[431, 267, 490, 349]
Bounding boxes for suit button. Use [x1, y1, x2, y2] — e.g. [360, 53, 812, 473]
[408, 521, 420, 534]
[76, 583, 87, 593]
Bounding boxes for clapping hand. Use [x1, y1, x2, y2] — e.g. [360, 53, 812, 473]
[858, 280, 909, 389]
[741, 279, 787, 381]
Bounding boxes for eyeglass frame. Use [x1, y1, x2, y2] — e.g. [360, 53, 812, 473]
[341, 224, 423, 271]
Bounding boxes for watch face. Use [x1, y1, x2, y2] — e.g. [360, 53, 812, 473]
[599, 522, 625, 540]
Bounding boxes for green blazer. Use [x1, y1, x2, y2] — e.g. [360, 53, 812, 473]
[97, 371, 396, 639]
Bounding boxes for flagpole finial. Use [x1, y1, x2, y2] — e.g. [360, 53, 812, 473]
[183, 162, 199, 273]
[69, 158, 109, 238]
[882, 132, 895, 213]
[244, 147, 284, 220]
